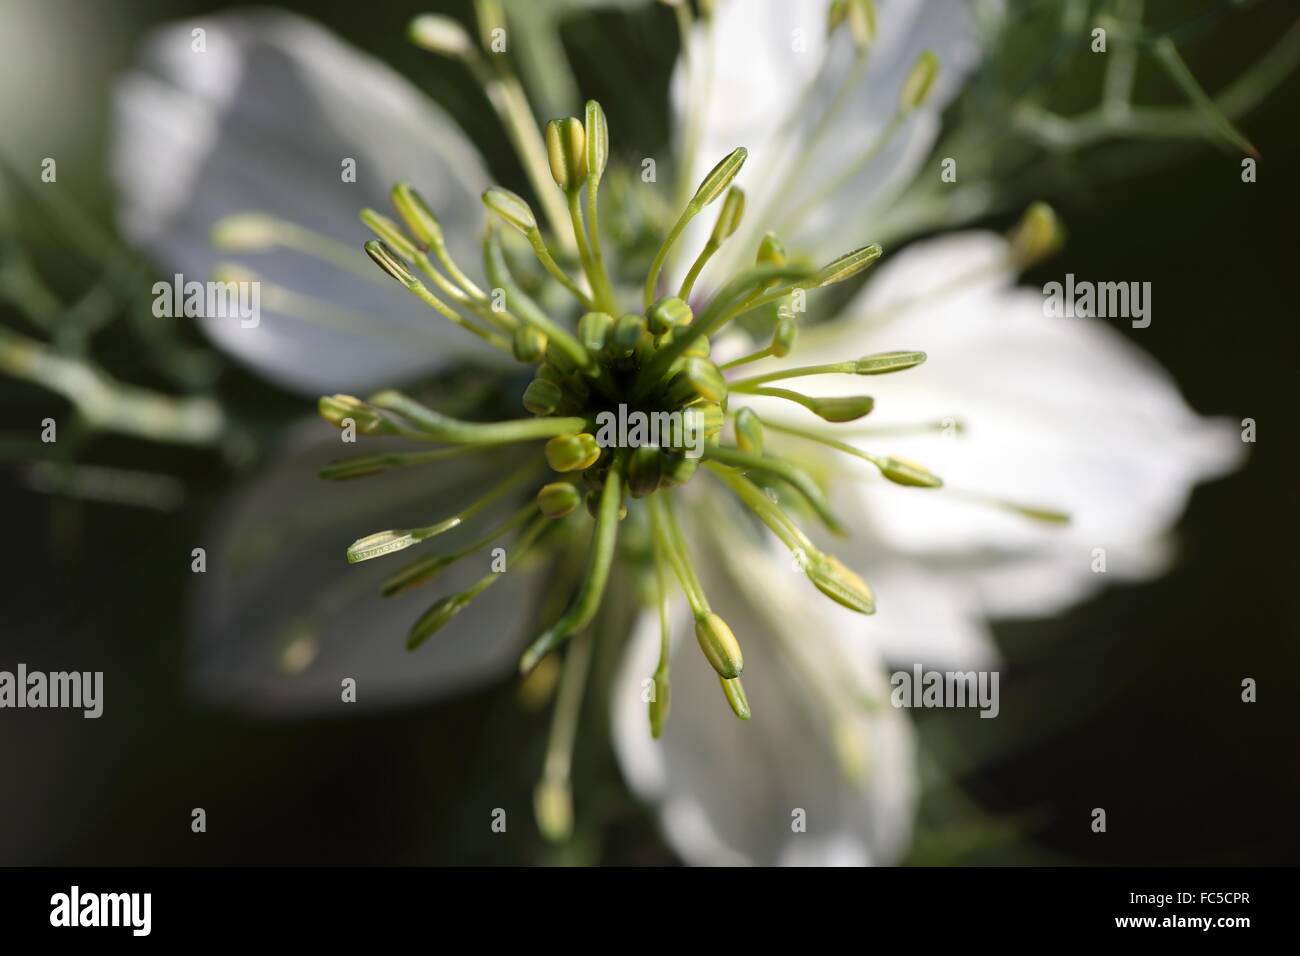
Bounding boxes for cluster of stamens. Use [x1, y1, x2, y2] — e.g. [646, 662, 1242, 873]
[310, 94, 981, 733]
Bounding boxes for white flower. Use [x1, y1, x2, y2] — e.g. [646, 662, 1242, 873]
[612, 0, 1239, 867]
[110, 2, 1241, 867]
[112, 10, 497, 395]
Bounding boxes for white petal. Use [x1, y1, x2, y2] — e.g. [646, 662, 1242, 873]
[188, 421, 542, 717]
[612, 517, 917, 866]
[112, 10, 500, 395]
[766, 230, 1242, 618]
[669, 0, 988, 287]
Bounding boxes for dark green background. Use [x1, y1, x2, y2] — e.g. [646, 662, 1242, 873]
[1, 0, 1296, 864]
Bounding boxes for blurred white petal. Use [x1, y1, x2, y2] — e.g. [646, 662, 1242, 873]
[189, 421, 542, 717]
[112, 10, 500, 395]
[762, 230, 1242, 619]
[669, 0, 989, 285]
[612, 516, 917, 866]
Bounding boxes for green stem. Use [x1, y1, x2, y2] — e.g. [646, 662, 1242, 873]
[527, 229, 597, 311]
[483, 228, 593, 369]
[580, 180, 619, 314]
[729, 361, 859, 390]
[677, 240, 719, 301]
[643, 203, 698, 309]
[519, 453, 625, 672]
[705, 461, 813, 557]
[368, 391, 589, 444]
[704, 443, 843, 534]
[647, 492, 709, 615]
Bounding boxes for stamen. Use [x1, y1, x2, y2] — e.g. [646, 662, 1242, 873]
[347, 519, 462, 564]
[215, 263, 455, 347]
[704, 443, 844, 533]
[211, 212, 381, 284]
[519, 453, 626, 673]
[319, 444, 499, 481]
[482, 226, 592, 369]
[759, 417, 943, 488]
[649, 538, 672, 738]
[643, 146, 747, 308]
[381, 501, 538, 597]
[535, 630, 593, 843]
[678, 185, 745, 301]
[344, 466, 536, 564]
[536, 481, 582, 518]
[719, 676, 751, 720]
[728, 350, 925, 389]
[706, 463, 873, 614]
[632, 262, 816, 401]
[483, 188, 597, 311]
[407, 512, 553, 649]
[582, 100, 619, 313]
[740, 386, 875, 423]
[781, 50, 940, 234]
[363, 241, 511, 349]
[391, 183, 489, 300]
[410, 12, 574, 248]
[320, 390, 584, 445]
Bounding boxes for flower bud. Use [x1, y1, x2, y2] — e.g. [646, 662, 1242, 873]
[513, 325, 548, 363]
[647, 295, 693, 334]
[734, 407, 764, 454]
[667, 357, 727, 405]
[545, 433, 601, 472]
[545, 117, 588, 192]
[611, 313, 646, 356]
[537, 481, 581, 518]
[522, 378, 563, 415]
[391, 183, 444, 247]
[854, 350, 926, 374]
[900, 49, 939, 112]
[684, 334, 711, 358]
[1009, 201, 1064, 268]
[695, 612, 743, 679]
[483, 188, 537, 235]
[627, 446, 664, 498]
[685, 402, 724, 441]
[660, 453, 699, 487]
[691, 147, 747, 208]
[577, 311, 613, 352]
